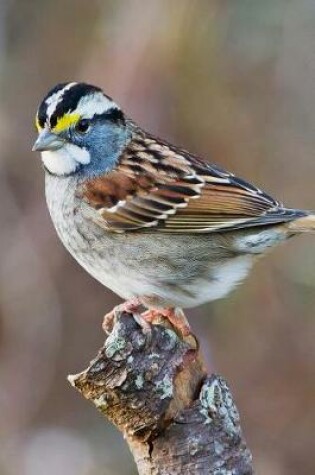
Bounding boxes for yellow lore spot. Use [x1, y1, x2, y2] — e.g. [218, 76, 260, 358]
[35, 116, 41, 132]
[52, 113, 81, 133]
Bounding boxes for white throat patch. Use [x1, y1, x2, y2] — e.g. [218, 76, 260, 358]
[41, 143, 90, 176]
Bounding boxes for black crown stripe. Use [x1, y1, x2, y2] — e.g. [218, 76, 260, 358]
[37, 82, 116, 129]
[37, 82, 69, 128]
[50, 83, 103, 128]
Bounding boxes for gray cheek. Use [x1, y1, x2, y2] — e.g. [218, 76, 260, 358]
[81, 125, 131, 176]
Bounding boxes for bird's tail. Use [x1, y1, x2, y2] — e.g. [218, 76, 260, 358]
[286, 214, 315, 233]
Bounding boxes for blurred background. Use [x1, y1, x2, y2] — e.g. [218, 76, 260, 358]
[0, 1, 315, 474]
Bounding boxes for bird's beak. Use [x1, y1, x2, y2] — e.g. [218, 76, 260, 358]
[32, 129, 65, 152]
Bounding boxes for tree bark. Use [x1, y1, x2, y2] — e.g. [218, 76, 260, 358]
[68, 311, 254, 474]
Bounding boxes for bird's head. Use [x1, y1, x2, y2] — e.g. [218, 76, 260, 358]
[33, 82, 130, 177]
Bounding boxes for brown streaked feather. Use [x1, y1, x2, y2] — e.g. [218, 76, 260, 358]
[79, 130, 304, 233]
[81, 171, 154, 209]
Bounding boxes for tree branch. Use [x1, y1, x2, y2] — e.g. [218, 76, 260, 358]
[68, 311, 253, 474]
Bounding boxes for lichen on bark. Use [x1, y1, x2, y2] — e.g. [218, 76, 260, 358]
[69, 311, 253, 474]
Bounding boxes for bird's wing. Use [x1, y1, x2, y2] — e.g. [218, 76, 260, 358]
[78, 131, 303, 233]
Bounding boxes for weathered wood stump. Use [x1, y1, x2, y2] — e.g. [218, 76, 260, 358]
[68, 311, 253, 474]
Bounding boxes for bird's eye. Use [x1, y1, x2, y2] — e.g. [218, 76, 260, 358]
[75, 119, 91, 134]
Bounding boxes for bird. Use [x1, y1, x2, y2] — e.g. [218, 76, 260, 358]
[33, 82, 315, 336]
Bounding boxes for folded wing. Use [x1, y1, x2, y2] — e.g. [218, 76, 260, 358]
[79, 131, 306, 233]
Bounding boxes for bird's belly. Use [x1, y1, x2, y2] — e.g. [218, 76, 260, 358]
[73, 244, 254, 309]
[180, 255, 253, 307]
[139, 254, 254, 308]
[74, 226, 284, 308]
[45, 175, 260, 309]
[54, 220, 255, 308]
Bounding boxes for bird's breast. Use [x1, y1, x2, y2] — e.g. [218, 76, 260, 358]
[44, 173, 146, 297]
[44, 174, 273, 308]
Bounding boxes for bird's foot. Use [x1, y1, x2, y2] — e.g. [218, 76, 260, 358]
[103, 301, 192, 346]
[102, 297, 143, 334]
[142, 307, 191, 337]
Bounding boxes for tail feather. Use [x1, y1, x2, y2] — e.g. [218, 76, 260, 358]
[287, 214, 315, 233]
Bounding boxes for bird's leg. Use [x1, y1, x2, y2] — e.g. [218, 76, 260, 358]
[102, 297, 143, 334]
[142, 307, 191, 337]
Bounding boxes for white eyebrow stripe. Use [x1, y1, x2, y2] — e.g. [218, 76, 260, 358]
[76, 92, 118, 118]
[46, 82, 77, 121]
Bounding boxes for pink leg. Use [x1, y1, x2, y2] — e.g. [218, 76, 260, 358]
[102, 297, 142, 333]
[142, 307, 191, 337]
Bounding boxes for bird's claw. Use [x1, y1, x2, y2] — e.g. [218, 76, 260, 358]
[103, 301, 194, 348]
[102, 297, 142, 334]
[142, 307, 191, 338]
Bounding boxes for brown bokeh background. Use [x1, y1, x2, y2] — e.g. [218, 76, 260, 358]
[0, 1, 314, 474]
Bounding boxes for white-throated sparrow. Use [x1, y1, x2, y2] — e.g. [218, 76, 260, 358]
[33, 82, 315, 334]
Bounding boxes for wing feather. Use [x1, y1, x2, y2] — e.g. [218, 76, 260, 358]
[79, 130, 304, 233]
